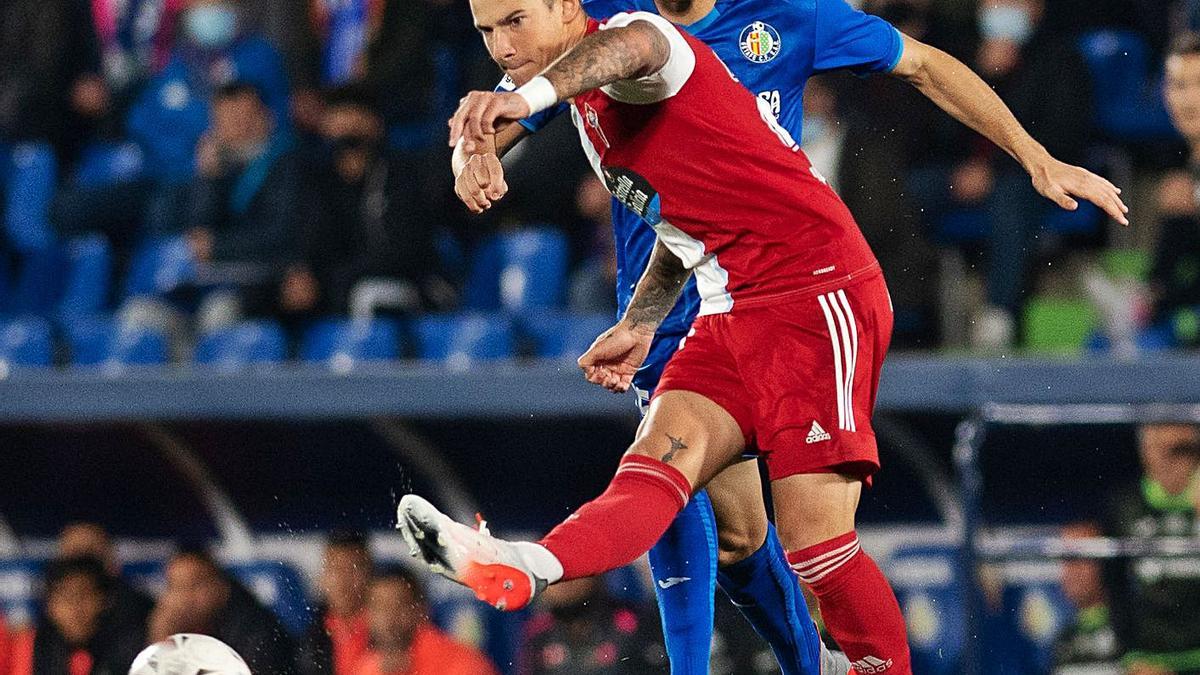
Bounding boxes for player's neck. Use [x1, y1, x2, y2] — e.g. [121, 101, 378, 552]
[561, 15, 590, 55]
[655, 0, 715, 27]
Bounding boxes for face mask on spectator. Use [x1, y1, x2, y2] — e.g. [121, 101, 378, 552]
[184, 3, 239, 49]
[978, 5, 1034, 45]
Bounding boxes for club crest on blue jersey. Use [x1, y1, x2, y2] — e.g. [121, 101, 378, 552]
[739, 21, 781, 63]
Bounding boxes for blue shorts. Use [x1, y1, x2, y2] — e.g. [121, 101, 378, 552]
[631, 331, 687, 413]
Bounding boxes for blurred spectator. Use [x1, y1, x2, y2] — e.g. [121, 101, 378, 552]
[910, 0, 1095, 350]
[298, 532, 373, 675]
[517, 576, 666, 675]
[0, 0, 102, 159]
[9, 556, 145, 675]
[291, 85, 455, 320]
[149, 548, 296, 674]
[1052, 523, 1122, 674]
[566, 177, 618, 315]
[833, 0, 945, 348]
[84, 0, 184, 141]
[825, 0, 945, 353]
[181, 82, 302, 331]
[1102, 424, 1200, 674]
[241, 0, 323, 86]
[1043, 0, 1177, 59]
[352, 565, 498, 675]
[113, 81, 302, 355]
[57, 523, 154, 633]
[128, 0, 290, 181]
[1151, 34, 1200, 348]
[306, 0, 386, 86]
[360, 0, 471, 139]
[0, 0, 97, 315]
[54, 0, 291, 269]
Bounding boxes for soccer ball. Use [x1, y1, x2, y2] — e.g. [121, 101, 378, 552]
[129, 634, 251, 675]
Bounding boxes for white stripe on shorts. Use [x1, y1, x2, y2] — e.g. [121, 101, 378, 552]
[816, 294, 846, 431]
[836, 289, 859, 432]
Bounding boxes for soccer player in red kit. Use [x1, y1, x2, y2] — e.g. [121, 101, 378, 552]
[397, 0, 1128, 671]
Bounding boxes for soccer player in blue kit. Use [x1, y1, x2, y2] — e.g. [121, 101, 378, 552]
[448, 0, 1129, 672]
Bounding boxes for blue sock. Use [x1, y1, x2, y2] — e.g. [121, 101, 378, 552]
[648, 489, 718, 675]
[717, 523, 822, 675]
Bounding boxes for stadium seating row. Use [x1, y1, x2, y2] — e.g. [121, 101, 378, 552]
[0, 312, 617, 370]
[1, 226, 574, 324]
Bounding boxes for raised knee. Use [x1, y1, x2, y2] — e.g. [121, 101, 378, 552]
[717, 524, 765, 568]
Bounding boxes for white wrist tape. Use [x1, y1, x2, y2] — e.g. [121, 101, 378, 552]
[514, 76, 558, 115]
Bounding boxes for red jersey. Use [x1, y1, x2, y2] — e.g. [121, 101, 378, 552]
[569, 13, 878, 316]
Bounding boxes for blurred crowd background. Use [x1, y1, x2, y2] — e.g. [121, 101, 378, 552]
[0, 0, 1199, 674]
[0, 0, 1197, 369]
[0, 420, 1195, 674]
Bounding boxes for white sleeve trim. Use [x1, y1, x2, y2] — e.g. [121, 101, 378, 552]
[599, 12, 696, 104]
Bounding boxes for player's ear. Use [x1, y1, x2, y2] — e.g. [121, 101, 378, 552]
[559, 0, 583, 25]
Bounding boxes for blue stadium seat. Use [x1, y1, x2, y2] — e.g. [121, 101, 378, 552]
[72, 141, 145, 189]
[66, 318, 169, 367]
[228, 560, 311, 636]
[1044, 200, 1101, 236]
[0, 317, 53, 368]
[0, 253, 9, 310]
[415, 313, 514, 364]
[123, 236, 196, 299]
[0, 558, 45, 628]
[196, 321, 288, 370]
[465, 228, 568, 311]
[56, 235, 113, 320]
[0, 143, 59, 315]
[1077, 31, 1177, 142]
[885, 545, 968, 675]
[934, 209, 989, 246]
[3, 143, 57, 253]
[299, 318, 402, 367]
[9, 248, 62, 319]
[519, 311, 614, 359]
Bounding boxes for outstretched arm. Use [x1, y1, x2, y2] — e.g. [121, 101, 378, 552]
[448, 17, 674, 149]
[890, 34, 1129, 225]
[578, 240, 691, 393]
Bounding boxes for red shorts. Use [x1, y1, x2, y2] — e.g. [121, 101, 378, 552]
[654, 264, 893, 482]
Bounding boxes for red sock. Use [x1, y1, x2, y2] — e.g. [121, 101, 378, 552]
[539, 454, 691, 581]
[788, 532, 912, 674]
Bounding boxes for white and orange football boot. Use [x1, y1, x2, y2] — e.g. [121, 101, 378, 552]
[396, 494, 560, 611]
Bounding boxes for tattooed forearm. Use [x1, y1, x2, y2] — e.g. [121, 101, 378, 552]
[543, 21, 670, 101]
[663, 434, 688, 463]
[623, 240, 691, 333]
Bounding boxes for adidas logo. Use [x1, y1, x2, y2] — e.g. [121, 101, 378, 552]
[851, 656, 893, 673]
[805, 421, 831, 444]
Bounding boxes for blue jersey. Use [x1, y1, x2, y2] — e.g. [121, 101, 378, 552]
[498, 0, 902, 385]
